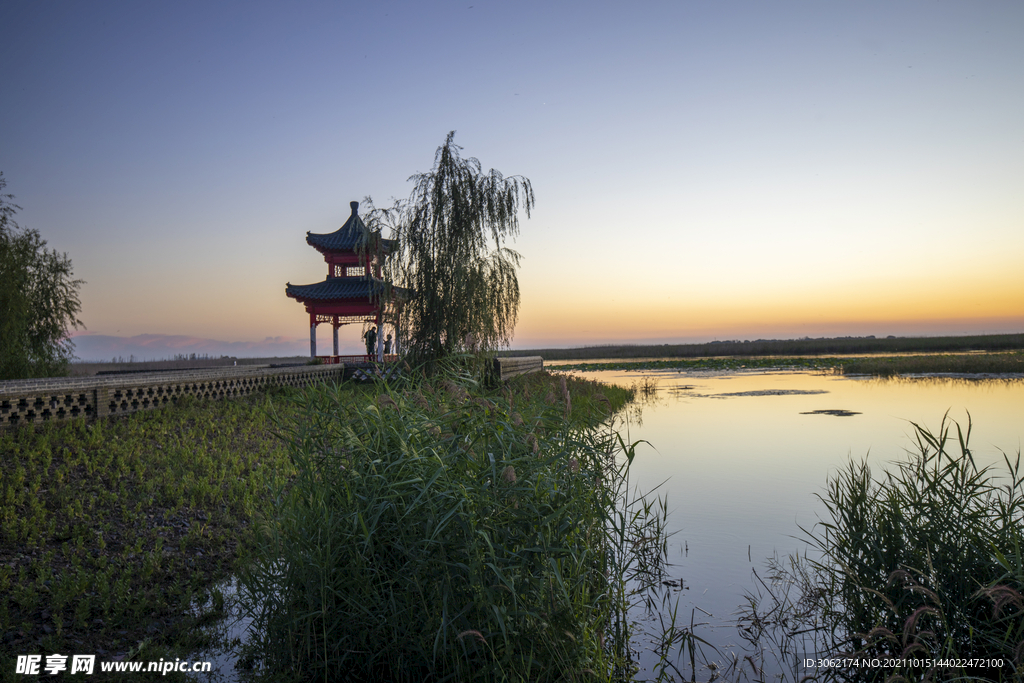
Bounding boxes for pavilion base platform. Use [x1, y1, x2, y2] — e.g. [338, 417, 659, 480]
[343, 362, 404, 383]
[312, 356, 403, 383]
[316, 355, 400, 365]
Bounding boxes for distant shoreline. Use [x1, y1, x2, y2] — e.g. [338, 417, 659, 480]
[546, 352, 1024, 376]
[499, 332, 1024, 361]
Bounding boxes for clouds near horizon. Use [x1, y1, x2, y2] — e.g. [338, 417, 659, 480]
[70, 333, 310, 361]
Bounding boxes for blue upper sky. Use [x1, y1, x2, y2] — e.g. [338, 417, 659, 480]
[3, 1, 1022, 358]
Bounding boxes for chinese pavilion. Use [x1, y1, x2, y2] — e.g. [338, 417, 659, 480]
[285, 201, 405, 361]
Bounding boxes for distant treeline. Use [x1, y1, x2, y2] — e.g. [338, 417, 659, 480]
[500, 333, 1024, 361]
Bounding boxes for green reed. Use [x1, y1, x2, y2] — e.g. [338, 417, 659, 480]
[238, 368, 667, 682]
[740, 414, 1024, 682]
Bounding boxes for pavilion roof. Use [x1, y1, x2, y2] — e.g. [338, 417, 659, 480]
[285, 275, 410, 303]
[306, 201, 397, 254]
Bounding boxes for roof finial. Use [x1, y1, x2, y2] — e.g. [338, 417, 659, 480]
[350, 201, 359, 215]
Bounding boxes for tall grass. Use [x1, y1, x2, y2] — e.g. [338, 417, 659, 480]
[740, 415, 1024, 681]
[239, 369, 667, 682]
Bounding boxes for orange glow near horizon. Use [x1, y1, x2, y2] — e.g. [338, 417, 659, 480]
[512, 266, 1024, 345]
[73, 258, 1023, 348]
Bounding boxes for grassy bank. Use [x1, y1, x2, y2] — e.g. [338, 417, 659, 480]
[0, 390, 301, 680]
[1, 369, 653, 681]
[238, 367, 664, 682]
[503, 333, 1024, 361]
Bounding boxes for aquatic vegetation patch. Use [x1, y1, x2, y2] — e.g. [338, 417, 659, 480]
[799, 409, 860, 417]
[839, 351, 1024, 376]
[715, 389, 828, 397]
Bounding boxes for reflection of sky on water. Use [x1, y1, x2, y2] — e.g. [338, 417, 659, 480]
[569, 369, 1024, 677]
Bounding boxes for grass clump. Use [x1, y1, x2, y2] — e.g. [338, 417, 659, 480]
[239, 369, 666, 682]
[742, 415, 1024, 681]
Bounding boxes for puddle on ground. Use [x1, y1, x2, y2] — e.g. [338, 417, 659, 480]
[186, 578, 251, 681]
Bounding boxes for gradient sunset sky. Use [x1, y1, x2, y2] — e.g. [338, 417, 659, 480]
[3, 1, 1022, 359]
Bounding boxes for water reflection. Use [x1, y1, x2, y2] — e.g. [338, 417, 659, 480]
[570, 369, 1024, 678]
[185, 578, 252, 682]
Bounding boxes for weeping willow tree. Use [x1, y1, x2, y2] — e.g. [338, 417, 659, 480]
[381, 132, 534, 365]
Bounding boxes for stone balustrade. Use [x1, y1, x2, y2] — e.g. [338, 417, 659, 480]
[0, 364, 344, 428]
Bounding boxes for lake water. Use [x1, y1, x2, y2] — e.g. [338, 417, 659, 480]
[566, 367, 1024, 679]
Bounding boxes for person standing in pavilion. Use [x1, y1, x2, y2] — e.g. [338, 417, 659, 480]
[363, 326, 377, 358]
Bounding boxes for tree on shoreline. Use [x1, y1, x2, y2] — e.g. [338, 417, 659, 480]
[0, 173, 84, 379]
[378, 132, 534, 366]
